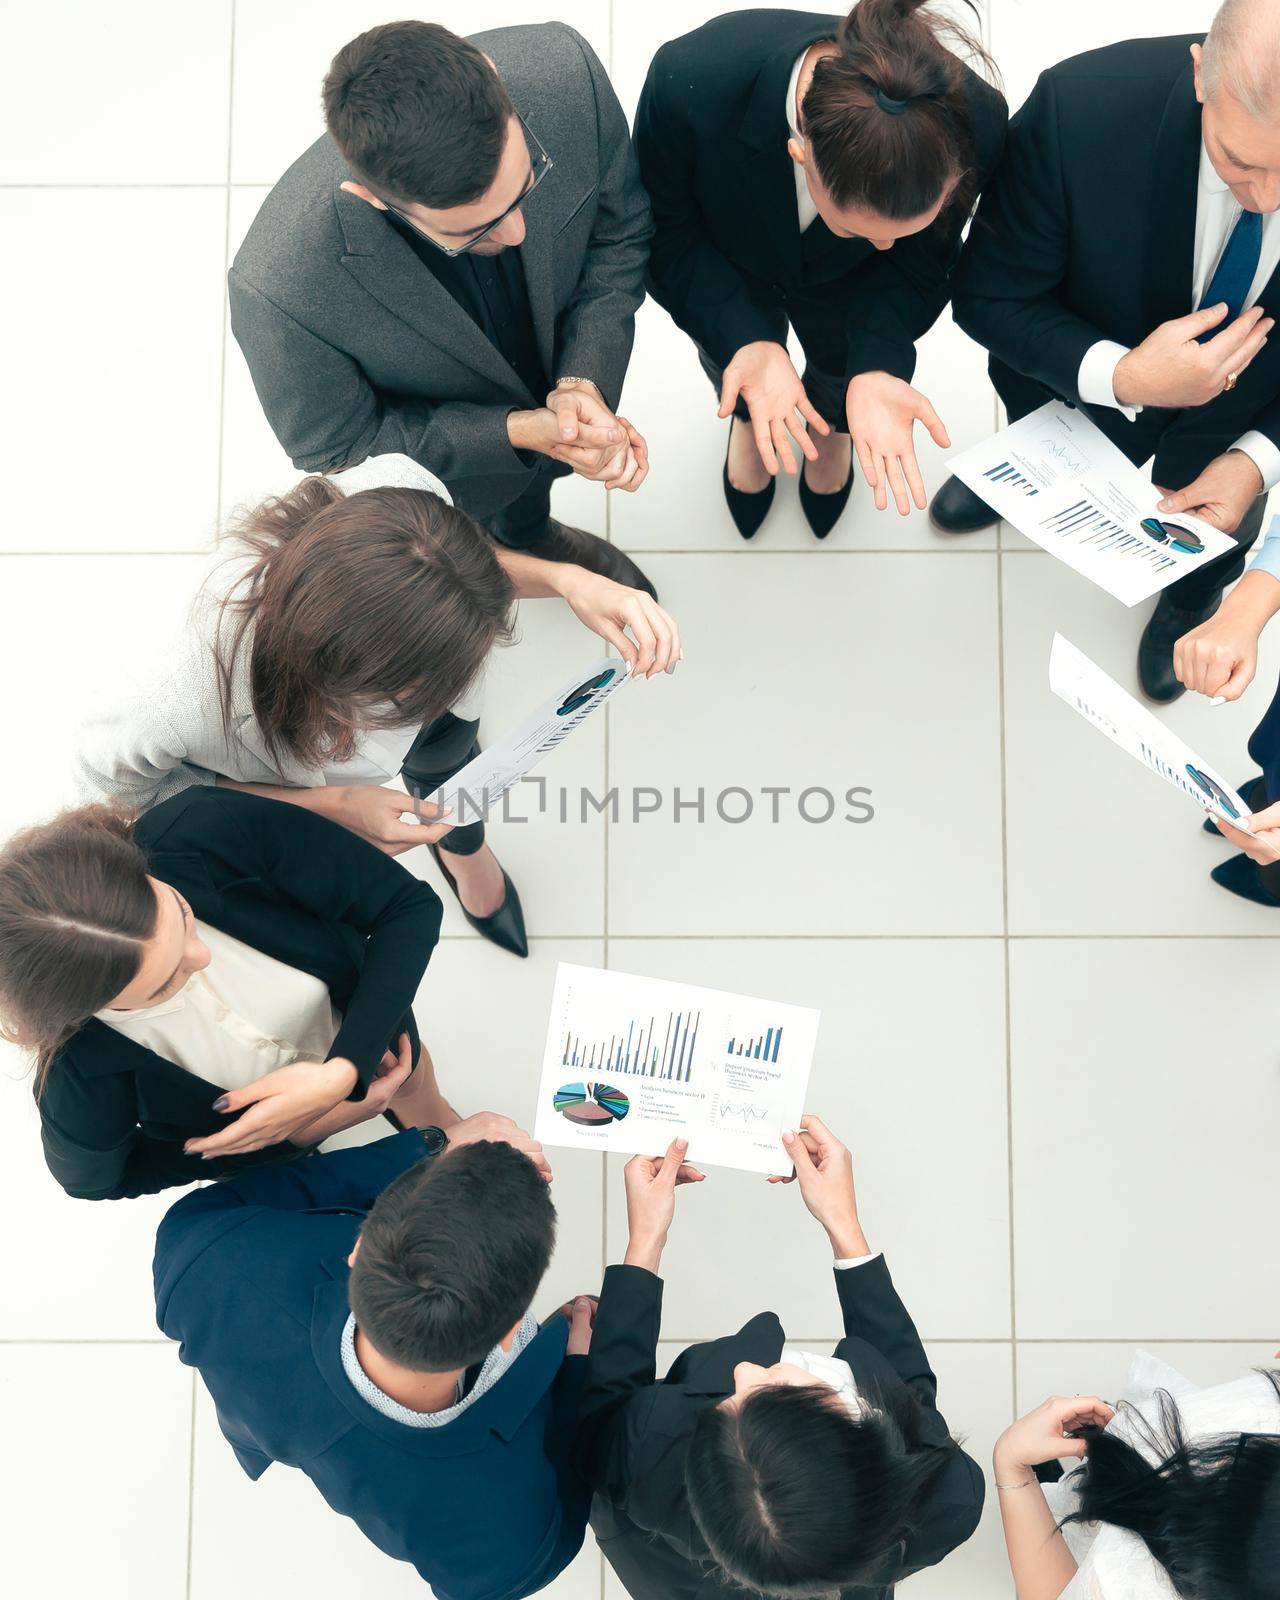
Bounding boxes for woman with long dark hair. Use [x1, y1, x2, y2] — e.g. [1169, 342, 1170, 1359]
[0, 787, 450, 1199]
[634, 0, 1006, 539]
[575, 1116, 983, 1600]
[75, 454, 680, 957]
[995, 1353, 1280, 1599]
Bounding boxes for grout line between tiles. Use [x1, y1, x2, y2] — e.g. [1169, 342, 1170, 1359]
[185, 1369, 198, 1600]
[213, 0, 237, 538]
[440, 931, 1280, 943]
[995, 486, 1019, 1416]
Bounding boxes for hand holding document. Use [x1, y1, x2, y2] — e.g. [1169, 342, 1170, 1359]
[427, 657, 631, 822]
[1049, 634, 1253, 829]
[950, 403, 1236, 605]
[533, 964, 820, 1176]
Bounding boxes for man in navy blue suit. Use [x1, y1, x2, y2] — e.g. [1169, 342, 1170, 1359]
[154, 1117, 595, 1600]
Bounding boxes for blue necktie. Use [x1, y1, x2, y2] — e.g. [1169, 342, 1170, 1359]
[1199, 208, 1263, 336]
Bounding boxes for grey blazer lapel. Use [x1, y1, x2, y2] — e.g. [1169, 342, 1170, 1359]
[334, 187, 530, 397]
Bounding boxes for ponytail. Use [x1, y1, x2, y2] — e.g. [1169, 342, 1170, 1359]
[801, 0, 997, 220]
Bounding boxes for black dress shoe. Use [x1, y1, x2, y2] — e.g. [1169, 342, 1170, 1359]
[429, 844, 529, 957]
[1204, 777, 1264, 835]
[524, 519, 658, 601]
[799, 456, 853, 539]
[1210, 852, 1280, 906]
[722, 425, 775, 540]
[929, 474, 1000, 534]
[1137, 590, 1222, 704]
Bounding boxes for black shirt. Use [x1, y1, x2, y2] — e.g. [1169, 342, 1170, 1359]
[389, 215, 548, 401]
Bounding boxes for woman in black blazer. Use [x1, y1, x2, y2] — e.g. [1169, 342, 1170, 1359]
[575, 1118, 983, 1600]
[635, 0, 1006, 539]
[0, 787, 444, 1200]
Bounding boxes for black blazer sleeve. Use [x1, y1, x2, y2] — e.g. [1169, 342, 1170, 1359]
[573, 1263, 665, 1502]
[835, 1255, 938, 1408]
[951, 68, 1114, 399]
[634, 48, 782, 367]
[214, 792, 443, 1098]
[844, 77, 1008, 385]
[38, 1066, 205, 1201]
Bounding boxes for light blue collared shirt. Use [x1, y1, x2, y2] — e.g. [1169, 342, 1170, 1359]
[1248, 514, 1280, 583]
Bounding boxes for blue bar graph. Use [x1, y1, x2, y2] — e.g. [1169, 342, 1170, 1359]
[982, 460, 1039, 497]
[726, 1026, 782, 1063]
[561, 1009, 700, 1082]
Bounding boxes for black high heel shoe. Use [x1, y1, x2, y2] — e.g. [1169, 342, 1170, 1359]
[429, 844, 528, 958]
[798, 452, 853, 540]
[722, 422, 774, 540]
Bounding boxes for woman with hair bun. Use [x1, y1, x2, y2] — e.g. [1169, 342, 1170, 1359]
[635, 0, 1006, 539]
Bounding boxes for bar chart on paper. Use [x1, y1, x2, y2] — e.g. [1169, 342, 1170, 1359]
[560, 1008, 701, 1082]
[981, 459, 1039, 497]
[535, 963, 821, 1175]
[1039, 498, 1176, 575]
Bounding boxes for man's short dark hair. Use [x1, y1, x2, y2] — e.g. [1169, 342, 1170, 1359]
[322, 21, 514, 209]
[349, 1140, 556, 1372]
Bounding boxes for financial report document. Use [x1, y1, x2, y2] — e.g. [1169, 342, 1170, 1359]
[533, 963, 820, 1176]
[1049, 634, 1253, 828]
[950, 403, 1236, 605]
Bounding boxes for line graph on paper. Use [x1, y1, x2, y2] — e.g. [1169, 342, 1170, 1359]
[714, 1097, 773, 1126]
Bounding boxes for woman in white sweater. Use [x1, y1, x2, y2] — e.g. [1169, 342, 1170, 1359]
[76, 454, 680, 956]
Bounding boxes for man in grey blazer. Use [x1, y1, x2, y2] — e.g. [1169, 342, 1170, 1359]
[230, 20, 655, 592]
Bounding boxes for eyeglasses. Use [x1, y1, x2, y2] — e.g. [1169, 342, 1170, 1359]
[386, 113, 553, 257]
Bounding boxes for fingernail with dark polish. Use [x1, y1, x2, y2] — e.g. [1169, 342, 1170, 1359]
[212, 1095, 230, 1113]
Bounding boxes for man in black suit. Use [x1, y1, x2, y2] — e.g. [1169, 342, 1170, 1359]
[575, 1117, 983, 1600]
[231, 20, 654, 593]
[936, 9, 1280, 701]
[634, 3, 1006, 539]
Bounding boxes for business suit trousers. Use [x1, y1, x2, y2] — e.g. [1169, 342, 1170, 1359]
[483, 460, 573, 550]
[694, 281, 851, 432]
[995, 370, 1264, 614]
[400, 712, 485, 855]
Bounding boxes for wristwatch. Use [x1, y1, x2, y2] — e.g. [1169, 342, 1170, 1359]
[420, 1125, 450, 1158]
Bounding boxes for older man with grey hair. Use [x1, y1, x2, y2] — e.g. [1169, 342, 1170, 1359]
[931, 2, 1280, 704]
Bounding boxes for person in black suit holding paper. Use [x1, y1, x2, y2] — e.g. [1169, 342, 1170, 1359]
[634, 0, 1006, 540]
[576, 1116, 983, 1600]
[936, 2, 1280, 703]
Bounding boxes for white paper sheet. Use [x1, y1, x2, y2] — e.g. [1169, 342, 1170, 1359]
[1049, 634, 1253, 828]
[950, 403, 1236, 605]
[533, 963, 820, 1177]
[427, 657, 630, 821]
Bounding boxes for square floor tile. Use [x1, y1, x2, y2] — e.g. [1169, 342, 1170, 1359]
[0, 1344, 192, 1599]
[1016, 1341, 1279, 1416]
[600, 1342, 1013, 1600]
[230, 3, 612, 186]
[0, 190, 226, 552]
[604, 938, 1010, 1341]
[1010, 939, 1280, 1340]
[1002, 551, 1280, 934]
[0, 1040, 187, 1338]
[607, 552, 1004, 935]
[0, 555, 208, 841]
[0, 0, 232, 183]
[191, 1387, 605, 1600]
[414, 938, 607, 1316]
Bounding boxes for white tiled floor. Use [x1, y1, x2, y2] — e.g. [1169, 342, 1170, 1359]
[3, 4, 1279, 1599]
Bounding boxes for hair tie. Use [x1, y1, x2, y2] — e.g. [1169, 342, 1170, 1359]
[873, 87, 911, 115]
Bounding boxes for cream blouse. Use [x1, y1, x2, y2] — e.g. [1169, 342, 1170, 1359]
[96, 921, 340, 1092]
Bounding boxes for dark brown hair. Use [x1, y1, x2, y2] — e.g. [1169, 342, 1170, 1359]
[801, 0, 996, 220]
[215, 476, 515, 770]
[0, 805, 155, 1094]
[350, 1140, 556, 1371]
[323, 20, 514, 208]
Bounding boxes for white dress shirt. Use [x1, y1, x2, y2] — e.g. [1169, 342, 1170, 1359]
[96, 921, 340, 1091]
[786, 50, 819, 233]
[1078, 140, 1280, 488]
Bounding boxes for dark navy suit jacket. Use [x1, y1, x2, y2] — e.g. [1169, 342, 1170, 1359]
[154, 1130, 590, 1600]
